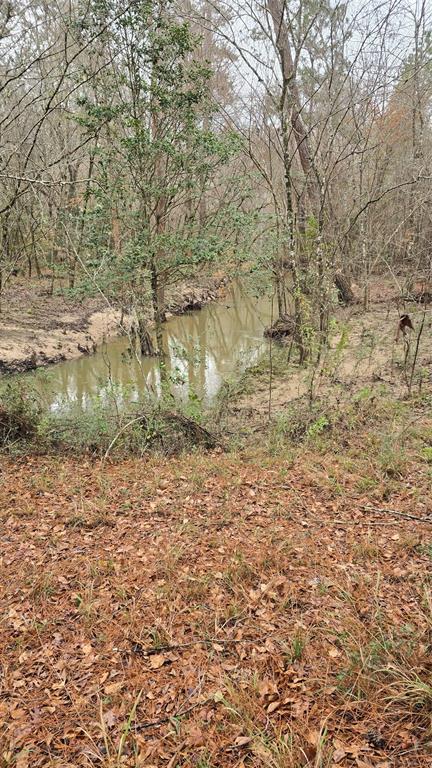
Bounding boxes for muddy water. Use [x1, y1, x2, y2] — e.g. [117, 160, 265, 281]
[37, 282, 274, 412]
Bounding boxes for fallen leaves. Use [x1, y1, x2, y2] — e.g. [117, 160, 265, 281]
[104, 681, 124, 695]
[149, 654, 168, 670]
[233, 735, 253, 748]
[0, 451, 431, 767]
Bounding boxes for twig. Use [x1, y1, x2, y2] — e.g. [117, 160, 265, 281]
[361, 504, 432, 525]
[268, 292, 274, 422]
[408, 303, 427, 396]
[102, 415, 147, 464]
[129, 635, 257, 656]
[165, 411, 221, 448]
[135, 697, 214, 731]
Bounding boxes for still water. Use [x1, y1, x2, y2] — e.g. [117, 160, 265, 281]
[36, 282, 274, 412]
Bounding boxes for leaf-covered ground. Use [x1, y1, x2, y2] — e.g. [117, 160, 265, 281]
[1, 409, 432, 767]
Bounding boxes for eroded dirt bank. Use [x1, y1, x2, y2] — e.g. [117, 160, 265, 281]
[223, 282, 432, 433]
[0, 274, 227, 374]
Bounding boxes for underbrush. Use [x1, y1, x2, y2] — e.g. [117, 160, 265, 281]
[2, 366, 431, 467]
[0, 380, 218, 456]
[267, 385, 431, 452]
[0, 381, 42, 444]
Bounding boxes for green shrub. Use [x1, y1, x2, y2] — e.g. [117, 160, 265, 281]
[422, 446, 432, 463]
[0, 381, 42, 446]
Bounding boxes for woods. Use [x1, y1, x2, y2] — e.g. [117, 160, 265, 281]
[1, 0, 431, 363]
[1, 4, 432, 766]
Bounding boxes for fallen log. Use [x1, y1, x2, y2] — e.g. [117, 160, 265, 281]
[264, 314, 296, 339]
[402, 290, 432, 305]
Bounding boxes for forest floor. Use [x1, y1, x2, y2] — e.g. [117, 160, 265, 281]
[0, 272, 227, 374]
[1, 384, 432, 767]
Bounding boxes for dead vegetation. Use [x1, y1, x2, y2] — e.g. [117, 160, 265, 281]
[1, 389, 432, 767]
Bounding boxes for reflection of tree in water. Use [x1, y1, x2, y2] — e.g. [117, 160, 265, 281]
[45, 283, 274, 411]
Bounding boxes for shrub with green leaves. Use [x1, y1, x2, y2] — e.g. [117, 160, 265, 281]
[0, 381, 42, 446]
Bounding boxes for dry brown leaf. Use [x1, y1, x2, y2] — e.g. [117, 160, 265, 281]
[346, 743, 366, 757]
[187, 726, 205, 747]
[333, 747, 346, 763]
[149, 654, 167, 669]
[81, 643, 92, 655]
[104, 681, 123, 695]
[258, 678, 279, 699]
[306, 729, 320, 747]
[103, 709, 117, 728]
[11, 708, 26, 720]
[234, 736, 253, 748]
[267, 700, 280, 714]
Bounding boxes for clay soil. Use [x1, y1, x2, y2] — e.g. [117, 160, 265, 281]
[0, 274, 226, 374]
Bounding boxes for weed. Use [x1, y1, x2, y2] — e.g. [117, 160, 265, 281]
[378, 434, 407, 478]
[383, 666, 432, 712]
[0, 380, 42, 447]
[269, 402, 331, 450]
[353, 534, 380, 562]
[196, 755, 214, 768]
[355, 475, 378, 492]
[89, 559, 116, 578]
[29, 572, 57, 602]
[416, 542, 432, 559]
[286, 633, 307, 662]
[74, 583, 97, 623]
[90, 690, 143, 767]
[147, 626, 170, 650]
[306, 415, 329, 439]
[422, 446, 432, 463]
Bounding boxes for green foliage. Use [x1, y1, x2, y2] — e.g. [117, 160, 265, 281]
[67, 0, 244, 313]
[422, 446, 432, 463]
[286, 633, 307, 662]
[306, 414, 330, 438]
[416, 542, 432, 559]
[270, 402, 331, 447]
[0, 380, 42, 447]
[0, 377, 215, 457]
[378, 434, 407, 478]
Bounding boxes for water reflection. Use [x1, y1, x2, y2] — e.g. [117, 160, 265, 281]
[37, 282, 274, 412]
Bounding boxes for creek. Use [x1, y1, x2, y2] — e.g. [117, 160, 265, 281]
[34, 282, 274, 412]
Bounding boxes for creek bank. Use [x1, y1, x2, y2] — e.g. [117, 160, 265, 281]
[221, 282, 432, 435]
[0, 274, 228, 375]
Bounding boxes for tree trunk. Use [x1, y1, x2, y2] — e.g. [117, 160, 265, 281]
[276, 270, 284, 317]
[137, 317, 155, 356]
[267, 0, 327, 359]
[266, 0, 321, 214]
[334, 271, 355, 305]
[150, 256, 165, 358]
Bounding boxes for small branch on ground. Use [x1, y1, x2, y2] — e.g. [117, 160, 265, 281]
[361, 504, 432, 525]
[135, 697, 214, 731]
[128, 634, 270, 656]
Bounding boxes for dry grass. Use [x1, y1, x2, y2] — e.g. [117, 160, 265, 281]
[1, 396, 432, 767]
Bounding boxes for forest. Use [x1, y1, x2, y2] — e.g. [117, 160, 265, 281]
[0, 1, 432, 766]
